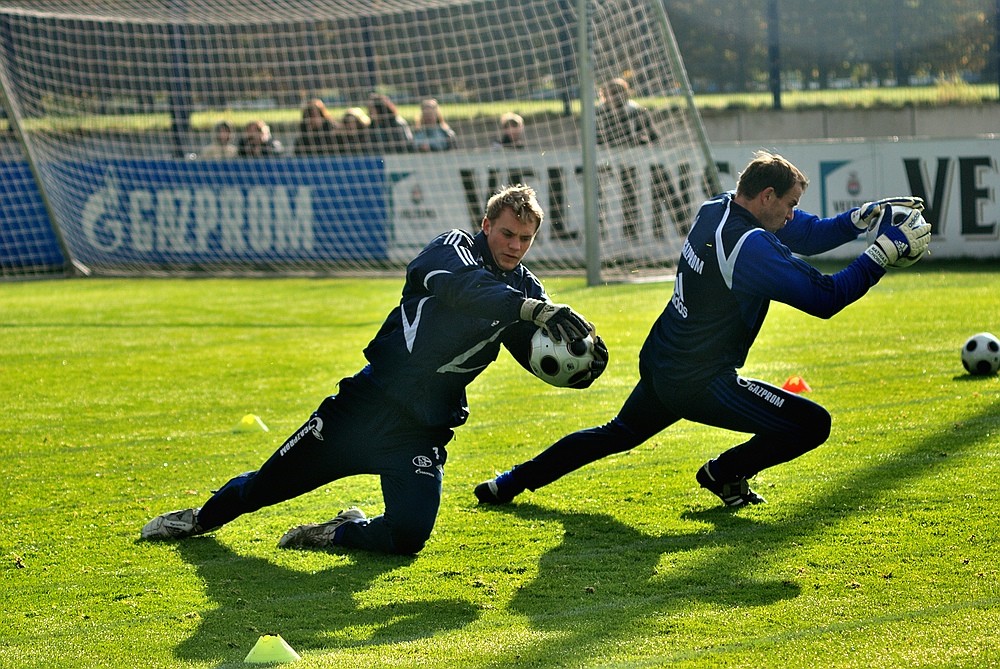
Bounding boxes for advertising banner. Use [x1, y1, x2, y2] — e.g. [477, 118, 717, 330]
[1, 138, 997, 273]
[712, 139, 1000, 259]
[384, 148, 707, 263]
[46, 157, 387, 268]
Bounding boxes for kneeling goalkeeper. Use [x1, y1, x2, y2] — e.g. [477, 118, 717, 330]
[142, 184, 607, 554]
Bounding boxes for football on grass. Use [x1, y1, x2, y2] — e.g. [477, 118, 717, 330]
[529, 328, 595, 388]
[961, 332, 1000, 376]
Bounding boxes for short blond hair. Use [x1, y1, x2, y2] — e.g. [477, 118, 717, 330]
[485, 184, 543, 229]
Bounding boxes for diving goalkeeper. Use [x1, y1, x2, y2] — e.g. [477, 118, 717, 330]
[475, 150, 930, 508]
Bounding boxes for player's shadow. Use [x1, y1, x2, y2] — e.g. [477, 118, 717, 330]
[476, 501, 798, 667]
[171, 537, 478, 667]
[476, 397, 1000, 667]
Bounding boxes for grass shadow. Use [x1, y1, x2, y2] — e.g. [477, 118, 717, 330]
[171, 538, 478, 666]
[471, 397, 1000, 667]
[473, 502, 798, 667]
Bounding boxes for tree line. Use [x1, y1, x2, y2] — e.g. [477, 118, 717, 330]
[0, 0, 993, 119]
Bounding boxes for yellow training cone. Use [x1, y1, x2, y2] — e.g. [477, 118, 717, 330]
[244, 634, 300, 663]
[235, 413, 269, 433]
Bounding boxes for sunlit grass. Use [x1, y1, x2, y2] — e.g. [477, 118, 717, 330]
[1, 263, 998, 667]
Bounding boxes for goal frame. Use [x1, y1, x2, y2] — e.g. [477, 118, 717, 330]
[0, 0, 720, 283]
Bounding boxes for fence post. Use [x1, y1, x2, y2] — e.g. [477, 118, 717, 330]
[768, 0, 782, 110]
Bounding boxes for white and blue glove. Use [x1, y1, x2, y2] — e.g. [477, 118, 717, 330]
[851, 196, 925, 232]
[862, 206, 932, 268]
[520, 298, 593, 342]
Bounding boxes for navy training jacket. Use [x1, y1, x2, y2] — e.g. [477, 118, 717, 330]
[641, 191, 885, 386]
[363, 229, 544, 427]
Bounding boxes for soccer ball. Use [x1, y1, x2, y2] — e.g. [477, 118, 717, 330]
[529, 328, 595, 387]
[866, 204, 927, 267]
[961, 332, 1000, 376]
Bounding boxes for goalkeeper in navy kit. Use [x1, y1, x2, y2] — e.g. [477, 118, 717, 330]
[476, 150, 930, 508]
[142, 184, 607, 554]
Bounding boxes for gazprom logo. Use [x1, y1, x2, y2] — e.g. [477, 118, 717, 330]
[308, 416, 324, 440]
[279, 415, 324, 456]
[737, 377, 785, 408]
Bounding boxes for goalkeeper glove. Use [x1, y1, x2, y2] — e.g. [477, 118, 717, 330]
[570, 335, 609, 389]
[851, 196, 925, 231]
[520, 298, 592, 342]
[863, 206, 931, 268]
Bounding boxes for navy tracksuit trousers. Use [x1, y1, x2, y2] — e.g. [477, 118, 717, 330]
[507, 367, 831, 493]
[198, 372, 452, 554]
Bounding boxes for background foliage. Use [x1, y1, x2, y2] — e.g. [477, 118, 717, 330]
[2, 0, 994, 119]
[670, 0, 994, 94]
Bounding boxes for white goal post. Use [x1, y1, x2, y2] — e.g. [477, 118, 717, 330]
[0, 0, 718, 281]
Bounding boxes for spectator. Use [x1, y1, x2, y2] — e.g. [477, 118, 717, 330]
[596, 78, 659, 147]
[199, 121, 237, 159]
[238, 120, 284, 158]
[334, 107, 371, 155]
[295, 98, 339, 156]
[491, 112, 526, 150]
[412, 98, 457, 152]
[367, 93, 413, 153]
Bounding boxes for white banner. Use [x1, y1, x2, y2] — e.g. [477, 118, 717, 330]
[713, 138, 1000, 259]
[386, 138, 1000, 262]
[385, 148, 710, 263]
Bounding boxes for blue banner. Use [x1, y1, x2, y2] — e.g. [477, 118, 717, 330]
[0, 160, 65, 272]
[47, 157, 388, 268]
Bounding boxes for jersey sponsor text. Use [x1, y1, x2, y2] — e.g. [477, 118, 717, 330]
[680, 240, 704, 274]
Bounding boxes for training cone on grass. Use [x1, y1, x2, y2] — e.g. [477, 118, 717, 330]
[235, 413, 269, 433]
[781, 375, 812, 393]
[244, 634, 300, 664]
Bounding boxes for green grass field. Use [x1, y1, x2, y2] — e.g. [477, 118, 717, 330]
[2, 264, 999, 668]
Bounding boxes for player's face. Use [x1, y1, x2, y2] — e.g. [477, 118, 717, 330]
[482, 208, 538, 271]
[759, 183, 804, 232]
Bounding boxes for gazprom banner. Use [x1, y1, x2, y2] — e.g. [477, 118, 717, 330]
[0, 160, 65, 271]
[47, 157, 386, 268]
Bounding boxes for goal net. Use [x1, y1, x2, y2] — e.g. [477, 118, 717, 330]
[0, 0, 717, 280]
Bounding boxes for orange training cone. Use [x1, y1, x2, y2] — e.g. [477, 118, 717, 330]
[244, 634, 301, 664]
[781, 375, 812, 393]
